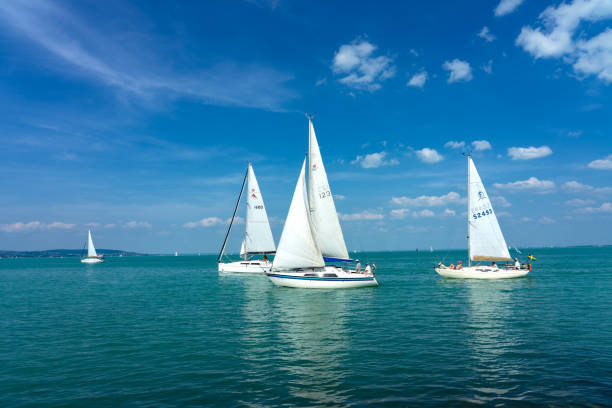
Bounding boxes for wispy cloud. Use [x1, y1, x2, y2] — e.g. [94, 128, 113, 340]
[123, 221, 152, 229]
[516, 0, 612, 84]
[477, 26, 496, 42]
[391, 191, 462, 207]
[415, 148, 444, 163]
[575, 202, 612, 214]
[494, 177, 556, 193]
[0, 220, 75, 232]
[339, 211, 384, 221]
[495, 0, 525, 17]
[351, 151, 399, 168]
[588, 154, 612, 170]
[0, 0, 296, 110]
[508, 146, 552, 160]
[444, 141, 465, 149]
[182, 216, 243, 228]
[472, 140, 492, 151]
[442, 59, 473, 83]
[390, 208, 436, 219]
[332, 37, 396, 91]
[407, 71, 428, 88]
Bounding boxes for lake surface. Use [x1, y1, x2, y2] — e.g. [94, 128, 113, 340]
[1, 248, 611, 407]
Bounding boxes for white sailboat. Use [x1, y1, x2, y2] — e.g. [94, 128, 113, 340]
[218, 163, 276, 273]
[81, 229, 104, 264]
[435, 155, 530, 279]
[266, 117, 378, 289]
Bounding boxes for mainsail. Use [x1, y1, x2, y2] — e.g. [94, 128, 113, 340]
[307, 118, 350, 260]
[245, 163, 276, 254]
[468, 156, 511, 262]
[87, 229, 98, 258]
[272, 159, 325, 270]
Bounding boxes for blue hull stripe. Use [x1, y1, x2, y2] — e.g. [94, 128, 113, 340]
[267, 274, 375, 282]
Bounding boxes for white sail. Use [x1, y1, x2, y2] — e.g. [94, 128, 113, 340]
[240, 239, 246, 257]
[307, 118, 349, 260]
[245, 164, 276, 254]
[273, 159, 325, 270]
[87, 229, 98, 257]
[468, 157, 511, 261]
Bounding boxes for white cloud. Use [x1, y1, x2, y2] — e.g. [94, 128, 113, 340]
[482, 59, 493, 74]
[339, 211, 384, 221]
[494, 177, 556, 193]
[415, 148, 444, 163]
[576, 202, 612, 213]
[46, 222, 75, 230]
[442, 59, 473, 83]
[539, 216, 556, 224]
[491, 196, 512, 207]
[391, 191, 462, 207]
[332, 38, 395, 91]
[588, 154, 612, 169]
[123, 221, 152, 229]
[390, 208, 435, 219]
[334, 194, 346, 200]
[565, 198, 595, 206]
[351, 151, 399, 168]
[104, 223, 116, 229]
[478, 26, 496, 42]
[315, 78, 327, 86]
[472, 140, 492, 151]
[568, 130, 583, 137]
[516, 0, 612, 83]
[561, 180, 612, 194]
[0, 221, 41, 232]
[86, 222, 100, 227]
[495, 0, 525, 16]
[508, 146, 552, 160]
[183, 217, 225, 228]
[407, 71, 428, 88]
[521, 216, 533, 222]
[0, 0, 296, 111]
[444, 141, 465, 149]
[443, 208, 456, 216]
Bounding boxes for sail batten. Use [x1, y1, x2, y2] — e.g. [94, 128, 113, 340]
[87, 229, 97, 257]
[272, 159, 324, 270]
[244, 164, 276, 254]
[307, 118, 349, 260]
[467, 157, 511, 262]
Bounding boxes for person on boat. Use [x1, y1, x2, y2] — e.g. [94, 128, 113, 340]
[372, 262, 376, 271]
[449, 264, 455, 269]
[491, 261, 497, 268]
[514, 258, 520, 269]
[263, 254, 268, 262]
[364, 263, 372, 275]
[355, 259, 361, 274]
[456, 261, 463, 270]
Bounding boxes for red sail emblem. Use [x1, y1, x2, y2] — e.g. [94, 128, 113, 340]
[251, 188, 257, 199]
[312, 163, 317, 171]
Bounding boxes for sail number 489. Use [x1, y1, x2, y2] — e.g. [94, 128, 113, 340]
[254, 205, 264, 209]
[473, 209, 493, 219]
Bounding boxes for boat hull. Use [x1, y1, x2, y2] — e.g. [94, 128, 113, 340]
[435, 266, 528, 279]
[267, 268, 378, 289]
[81, 257, 104, 264]
[218, 260, 272, 274]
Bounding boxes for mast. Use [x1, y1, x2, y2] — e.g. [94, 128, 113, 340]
[467, 154, 471, 267]
[307, 113, 312, 209]
[217, 165, 249, 263]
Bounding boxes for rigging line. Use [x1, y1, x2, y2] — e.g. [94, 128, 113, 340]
[217, 165, 249, 263]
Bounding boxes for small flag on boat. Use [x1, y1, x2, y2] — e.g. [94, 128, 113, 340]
[528, 254, 536, 261]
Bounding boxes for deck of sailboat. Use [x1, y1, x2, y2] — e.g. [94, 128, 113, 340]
[267, 268, 378, 288]
[435, 265, 528, 279]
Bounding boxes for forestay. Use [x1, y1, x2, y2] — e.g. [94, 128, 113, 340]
[245, 164, 276, 254]
[87, 229, 98, 257]
[307, 118, 350, 260]
[468, 157, 511, 261]
[273, 160, 325, 270]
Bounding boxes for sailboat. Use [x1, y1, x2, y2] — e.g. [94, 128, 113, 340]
[81, 229, 104, 264]
[266, 117, 378, 288]
[435, 155, 530, 279]
[217, 163, 276, 273]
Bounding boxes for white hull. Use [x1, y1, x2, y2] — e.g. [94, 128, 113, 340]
[435, 265, 528, 279]
[81, 257, 104, 264]
[218, 260, 272, 274]
[267, 266, 378, 289]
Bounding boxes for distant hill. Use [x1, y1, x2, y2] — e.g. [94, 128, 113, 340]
[0, 249, 146, 258]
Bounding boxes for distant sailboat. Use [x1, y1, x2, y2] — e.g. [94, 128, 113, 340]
[266, 116, 377, 288]
[174, 252, 178, 257]
[430, 246, 434, 253]
[217, 163, 276, 273]
[435, 155, 530, 279]
[81, 229, 104, 264]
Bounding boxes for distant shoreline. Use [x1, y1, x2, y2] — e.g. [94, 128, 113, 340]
[1, 245, 610, 259]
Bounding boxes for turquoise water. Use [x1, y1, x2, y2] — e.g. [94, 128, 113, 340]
[1, 248, 611, 407]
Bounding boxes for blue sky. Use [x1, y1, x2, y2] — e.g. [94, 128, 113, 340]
[0, 0, 611, 253]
